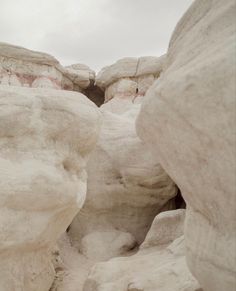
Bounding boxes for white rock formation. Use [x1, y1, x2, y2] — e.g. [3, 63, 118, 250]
[141, 208, 186, 249]
[50, 233, 95, 291]
[68, 90, 177, 261]
[136, 1, 236, 291]
[96, 55, 165, 102]
[0, 42, 95, 91]
[65, 63, 95, 90]
[0, 86, 101, 291]
[83, 210, 201, 291]
[1, 1, 234, 290]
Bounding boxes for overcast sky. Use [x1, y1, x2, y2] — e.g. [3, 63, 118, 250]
[0, 0, 193, 71]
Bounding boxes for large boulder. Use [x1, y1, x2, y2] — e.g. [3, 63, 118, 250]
[68, 92, 177, 261]
[0, 86, 101, 291]
[83, 210, 201, 291]
[136, 1, 236, 290]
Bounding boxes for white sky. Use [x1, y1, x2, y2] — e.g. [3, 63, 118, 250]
[0, 0, 193, 71]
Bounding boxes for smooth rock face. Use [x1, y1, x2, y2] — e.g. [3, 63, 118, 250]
[65, 63, 95, 90]
[69, 93, 177, 261]
[0, 42, 94, 92]
[83, 210, 201, 291]
[96, 55, 166, 89]
[141, 208, 185, 249]
[50, 233, 95, 291]
[80, 231, 136, 261]
[0, 86, 101, 291]
[136, 1, 236, 290]
[96, 55, 165, 102]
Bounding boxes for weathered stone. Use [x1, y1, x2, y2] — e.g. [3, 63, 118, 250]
[0, 43, 95, 92]
[0, 86, 101, 291]
[136, 1, 236, 290]
[96, 55, 166, 102]
[69, 93, 177, 261]
[83, 210, 200, 291]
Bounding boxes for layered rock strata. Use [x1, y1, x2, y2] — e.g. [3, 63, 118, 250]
[0, 42, 95, 92]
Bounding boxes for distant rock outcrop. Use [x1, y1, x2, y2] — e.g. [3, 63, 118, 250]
[96, 55, 166, 102]
[65, 63, 95, 90]
[0, 43, 98, 96]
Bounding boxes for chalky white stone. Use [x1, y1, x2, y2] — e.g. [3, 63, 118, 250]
[0, 42, 95, 91]
[137, 0, 236, 290]
[0, 86, 101, 291]
[83, 210, 200, 291]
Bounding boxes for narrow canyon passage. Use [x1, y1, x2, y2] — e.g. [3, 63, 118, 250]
[0, 0, 235, 291]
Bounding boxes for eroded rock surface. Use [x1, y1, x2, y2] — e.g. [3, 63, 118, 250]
[69, 88, 177, 261]
[96, 55, 166, 102]
[1, 0, 235, 290]
[0, 86, 101, 291]
[64, 63, 95, 91]
[137, 1, 236, 290]
[0, 43, 95, 92]
[83, 210, 201, 291]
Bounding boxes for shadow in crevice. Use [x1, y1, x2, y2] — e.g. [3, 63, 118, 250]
[82, 80, 105, 107]
[175, 187, 186, 209]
